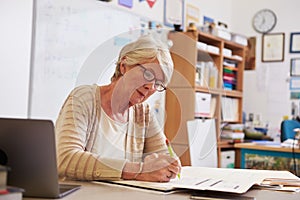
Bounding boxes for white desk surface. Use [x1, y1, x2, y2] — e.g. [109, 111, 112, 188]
[23, 180, 300, 200]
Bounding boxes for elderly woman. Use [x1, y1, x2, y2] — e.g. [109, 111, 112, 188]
[55, 34, 181, 182]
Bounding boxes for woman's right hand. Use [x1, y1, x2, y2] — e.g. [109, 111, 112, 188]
[136, 153, 181, 182]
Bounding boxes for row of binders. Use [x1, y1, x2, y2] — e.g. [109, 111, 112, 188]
[195, 60, 240, 91]
[195, 61, 218, 88]
[221, 97, 239, 122]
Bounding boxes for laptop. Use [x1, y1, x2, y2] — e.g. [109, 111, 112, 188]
[0, 118, 81, 198]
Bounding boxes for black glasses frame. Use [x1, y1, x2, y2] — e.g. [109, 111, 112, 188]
[138, 64, 166, 92]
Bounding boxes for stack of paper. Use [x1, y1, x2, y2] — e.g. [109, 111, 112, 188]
[95, 167, 300, 194]
[221, 124, 245, 140]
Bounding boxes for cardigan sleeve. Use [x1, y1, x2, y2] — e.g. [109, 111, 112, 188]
[143, 107, 169, 155]
[55, 85, 126, 181]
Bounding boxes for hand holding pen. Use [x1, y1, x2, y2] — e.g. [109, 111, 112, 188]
[133, 139, 181, 182]
[137, 152, 181, 182]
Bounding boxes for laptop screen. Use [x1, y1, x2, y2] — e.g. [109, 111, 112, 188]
[0, 118, 79, 198]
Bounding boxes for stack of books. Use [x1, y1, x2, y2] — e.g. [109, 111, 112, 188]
[221, 124, 245, 140]
[223, 59, 237, 90]
[0, 165, 23, 200]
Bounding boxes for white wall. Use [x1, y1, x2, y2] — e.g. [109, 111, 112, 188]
[0, 0, 235, 119]
[231, 0, 300, 128]
[3, 0, 297, 128]
[0, 0, 33, 118]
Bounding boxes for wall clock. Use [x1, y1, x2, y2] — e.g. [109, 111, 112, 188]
[252, 9, 277, 33]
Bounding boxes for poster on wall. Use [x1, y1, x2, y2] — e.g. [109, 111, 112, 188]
[185, 4, 200, 28]
[290, 77, 300, 90]
[290, 32, 300, 53]
[118, 0, 133, 8]
[290, 58, 300, 76]
[164, 0, 184, 28]
[262, 33, 285, 62]
[290, 92, 300, 100]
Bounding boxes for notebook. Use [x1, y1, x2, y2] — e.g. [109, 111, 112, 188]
[0, 118, 81, 198]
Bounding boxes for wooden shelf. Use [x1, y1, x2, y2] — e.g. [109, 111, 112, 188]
[218, 140, 235, 148]
[165, 31, 246, 167]
[194, 86, 243, 98]
[194, 86, 220, 95]
[221, 90, 243, 98]
[223, 55, 243, 62]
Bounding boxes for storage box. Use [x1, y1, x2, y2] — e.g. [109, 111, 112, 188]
[196, 41, 207, 51]
[231, 33, 248, 46]
[207, 45, 220, 54]
[223, 48, 232, 57]
[215, 28, 231, 40]
[221, 150, 235, 168]
[195, 92, 211, 117]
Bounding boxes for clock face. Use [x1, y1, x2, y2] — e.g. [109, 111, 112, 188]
[252, 9, 277, 33]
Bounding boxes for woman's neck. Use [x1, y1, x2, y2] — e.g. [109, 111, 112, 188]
[100, 82, 129, 123]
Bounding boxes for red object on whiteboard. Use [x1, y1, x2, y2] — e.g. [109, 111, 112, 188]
[146, 0, 156, 8]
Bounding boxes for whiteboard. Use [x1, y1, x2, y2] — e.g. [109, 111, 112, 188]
[29, 0, 144, 121]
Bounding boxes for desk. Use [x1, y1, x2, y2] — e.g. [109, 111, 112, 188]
[235, 143, 300, 172]
[23, 180, 300, 200]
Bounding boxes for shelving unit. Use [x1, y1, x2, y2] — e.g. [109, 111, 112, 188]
[165, 30, 246, 167]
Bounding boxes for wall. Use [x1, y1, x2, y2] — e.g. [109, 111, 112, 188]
[188, 0, 233, 27]
[4, 0, 293, 129]
[0, 0, 235, 119]
[231, 0, 300, 129]
[0, 0, 33, 118]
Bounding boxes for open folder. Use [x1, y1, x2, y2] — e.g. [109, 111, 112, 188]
[95, 167, 300, 194]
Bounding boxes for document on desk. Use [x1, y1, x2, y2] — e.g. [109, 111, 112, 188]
[95, 166, 300, 194]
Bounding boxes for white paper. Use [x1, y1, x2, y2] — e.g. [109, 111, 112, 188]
[97, 166, 300, 194]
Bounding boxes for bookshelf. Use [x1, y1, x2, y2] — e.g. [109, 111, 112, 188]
[165, 30, 246, 167]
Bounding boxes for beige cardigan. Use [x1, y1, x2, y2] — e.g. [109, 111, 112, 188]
[55, 85, 168, 180]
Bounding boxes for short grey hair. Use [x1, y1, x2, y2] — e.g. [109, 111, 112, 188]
[111, 34, 174, 85]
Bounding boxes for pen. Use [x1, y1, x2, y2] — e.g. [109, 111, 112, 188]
[166, 139, 181, 179]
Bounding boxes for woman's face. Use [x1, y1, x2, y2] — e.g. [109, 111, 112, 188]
[122, 60, 165, 106]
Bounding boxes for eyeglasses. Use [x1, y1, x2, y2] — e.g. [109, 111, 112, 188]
[138, 64, 166, 92]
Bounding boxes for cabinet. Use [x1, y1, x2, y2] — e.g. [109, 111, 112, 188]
[165, 31, 246, 167]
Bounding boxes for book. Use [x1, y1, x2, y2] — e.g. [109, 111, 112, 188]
[94, 166, 300, 194]
[0, 165, 9, 189]
[0, 186, 24, 200]
[221, 131, 245, 139]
